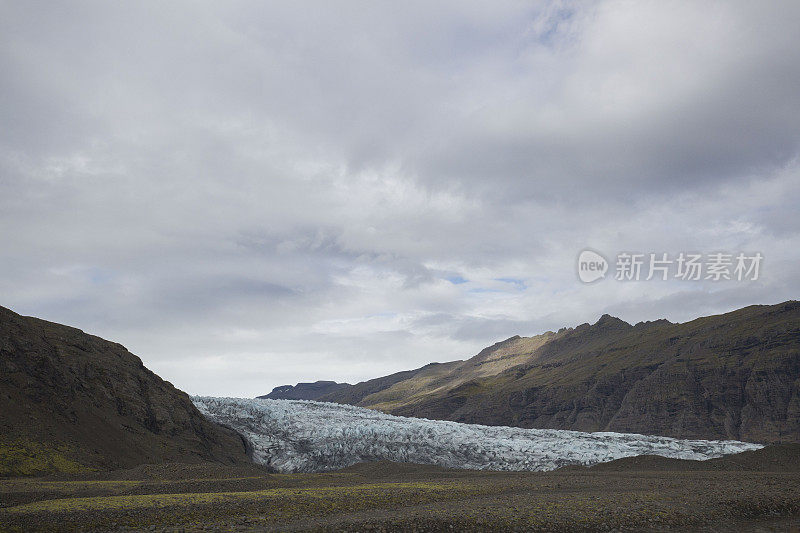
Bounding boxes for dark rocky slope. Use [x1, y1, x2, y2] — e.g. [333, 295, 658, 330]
[0, 305, 250, 475]
[321, 301, 800, 443]
[258, 380, 349, 400]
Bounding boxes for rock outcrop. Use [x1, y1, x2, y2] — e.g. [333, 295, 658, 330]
[0, 305, 251, 475]
[258, 380, 350, 400]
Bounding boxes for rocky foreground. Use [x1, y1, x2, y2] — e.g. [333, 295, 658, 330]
[1, 446, 799, 532]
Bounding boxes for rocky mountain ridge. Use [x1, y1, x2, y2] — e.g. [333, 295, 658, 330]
[282, 301, 800, 443]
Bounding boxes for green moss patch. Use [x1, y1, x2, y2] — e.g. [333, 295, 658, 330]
[0, 439, 92, 477]
[5, 480, 483, 515]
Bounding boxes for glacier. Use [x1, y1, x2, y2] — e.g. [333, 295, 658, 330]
[193, 397, 763, 474]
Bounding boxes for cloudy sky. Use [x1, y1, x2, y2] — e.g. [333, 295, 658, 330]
[2, 1, 799, 396]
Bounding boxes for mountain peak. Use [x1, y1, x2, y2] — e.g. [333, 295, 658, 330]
[594, 314, 631, 328]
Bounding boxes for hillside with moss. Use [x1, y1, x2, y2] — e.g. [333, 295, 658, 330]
[319, 301, 800, 443]
[0, 305, 251, 476]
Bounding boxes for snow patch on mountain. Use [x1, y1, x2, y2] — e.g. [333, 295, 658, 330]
[193, 397, 762, 473]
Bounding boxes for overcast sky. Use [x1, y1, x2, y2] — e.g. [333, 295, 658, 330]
[2, 1, 799, 396]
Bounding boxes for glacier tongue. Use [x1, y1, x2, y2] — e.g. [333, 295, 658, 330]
[193, 397, 763, 474]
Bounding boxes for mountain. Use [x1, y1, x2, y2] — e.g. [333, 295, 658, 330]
[318, 334, 557, 411]
[319, 301, 800, 443]
[195, 397, 760, 473]
[258, 380, 349, 400]
[0, 305, 251, 476]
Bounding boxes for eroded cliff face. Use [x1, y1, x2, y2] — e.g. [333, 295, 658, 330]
[0, 305, 250, 474]
[326, 301, 800, 443]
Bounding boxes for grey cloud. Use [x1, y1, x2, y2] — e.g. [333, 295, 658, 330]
[409, 3, 800, 203]
[1, 1, 799, 396]
[412, 313, 538, 343]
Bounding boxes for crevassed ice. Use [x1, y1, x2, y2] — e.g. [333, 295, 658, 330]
[193, 396, 763, 474]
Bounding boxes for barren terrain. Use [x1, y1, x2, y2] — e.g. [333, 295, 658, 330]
[2, 445, 799, 532]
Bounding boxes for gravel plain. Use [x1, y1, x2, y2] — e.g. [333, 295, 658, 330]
[1, 445, 799, 532]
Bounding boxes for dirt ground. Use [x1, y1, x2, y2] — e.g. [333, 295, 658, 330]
[1, 446, 799, 532]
